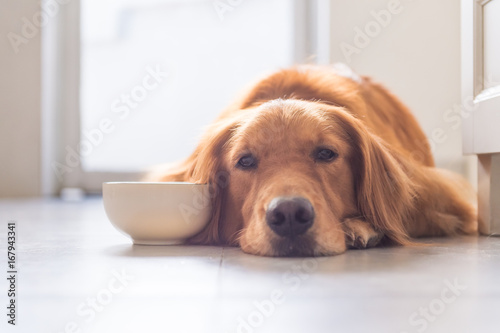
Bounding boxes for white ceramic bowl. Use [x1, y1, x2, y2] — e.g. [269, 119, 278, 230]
[103, 182, 212, 245]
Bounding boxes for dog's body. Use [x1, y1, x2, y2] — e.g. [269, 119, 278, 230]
[149, 65, 477, 256]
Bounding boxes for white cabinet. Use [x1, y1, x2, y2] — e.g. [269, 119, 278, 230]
[462, 0, 500, 234]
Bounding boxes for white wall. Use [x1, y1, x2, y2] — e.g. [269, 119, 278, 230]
[329, 0, 476, 180]
[0, 0, 42, 197]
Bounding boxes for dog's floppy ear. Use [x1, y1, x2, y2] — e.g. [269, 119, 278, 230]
[185, 117, 238, 245]
[332, 110, 415, 245]
[148, 116, 240, 245]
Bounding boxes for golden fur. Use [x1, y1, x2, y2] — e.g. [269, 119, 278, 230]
[148, 65, 477, 256]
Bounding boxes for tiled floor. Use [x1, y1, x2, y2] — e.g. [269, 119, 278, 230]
[1, 198, 499, 333]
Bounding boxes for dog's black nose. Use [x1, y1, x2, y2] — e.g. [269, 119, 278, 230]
[266, 197, 314, 237]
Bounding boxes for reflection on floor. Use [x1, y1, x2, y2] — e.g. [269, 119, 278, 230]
[0, 198, 499, 333]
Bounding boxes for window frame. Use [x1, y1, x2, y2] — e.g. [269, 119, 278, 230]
[49, 0, 331, 194]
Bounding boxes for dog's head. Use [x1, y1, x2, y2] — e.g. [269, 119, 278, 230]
[187, 99, 413, 256]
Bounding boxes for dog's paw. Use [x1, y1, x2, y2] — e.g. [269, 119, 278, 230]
[343, 218, 384, 249]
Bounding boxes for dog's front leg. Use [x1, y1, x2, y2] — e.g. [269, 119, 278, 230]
[342, 218, 384, 249]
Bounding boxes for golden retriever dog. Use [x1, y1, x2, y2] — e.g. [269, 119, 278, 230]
[148, 65, 478, 256]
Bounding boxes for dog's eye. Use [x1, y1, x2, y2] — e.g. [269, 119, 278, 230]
[236, 154, 257, 169]
[315, 148, 338, 162]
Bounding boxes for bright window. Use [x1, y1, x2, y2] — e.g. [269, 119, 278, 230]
[80, 0, 295, 172]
